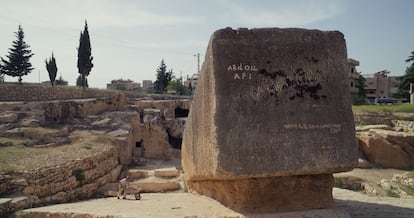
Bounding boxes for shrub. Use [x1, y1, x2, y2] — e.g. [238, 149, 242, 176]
[72, 168, 85, 182]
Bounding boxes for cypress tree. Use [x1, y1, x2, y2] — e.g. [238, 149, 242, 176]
[0, 25, 34, 84]
[45, 53, 58, 87]
[77, 21, 93, 88]
[154, 59, 173, 93]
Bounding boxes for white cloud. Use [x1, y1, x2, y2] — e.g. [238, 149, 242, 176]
[0, 0, 202, 29]
[221, 0, 345, 27]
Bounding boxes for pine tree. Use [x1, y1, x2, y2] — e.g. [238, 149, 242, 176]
[154, 59, 173, 93]
[0, 25, 34, 84]
[45, 53, 58, 87]
[77, 21, 93, 88]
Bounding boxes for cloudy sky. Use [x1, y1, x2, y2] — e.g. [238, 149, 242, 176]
[0, 0, 413, 88]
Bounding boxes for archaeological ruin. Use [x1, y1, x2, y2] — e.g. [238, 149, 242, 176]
[182, 27, 359, 213]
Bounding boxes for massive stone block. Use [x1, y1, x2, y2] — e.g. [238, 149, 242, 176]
[182, 27, 358, 212]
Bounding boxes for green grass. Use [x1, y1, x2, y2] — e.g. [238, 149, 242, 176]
[334, 177, 345, 189]
[82, 143, 93, 150]
[352, 104, 414, 114]
[386, 188, 400, 198]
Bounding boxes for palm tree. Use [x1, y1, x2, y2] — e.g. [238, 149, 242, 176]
[406, 51, 414, 65]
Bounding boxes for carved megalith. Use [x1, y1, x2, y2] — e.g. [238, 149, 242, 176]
[182, 27, 358, 213]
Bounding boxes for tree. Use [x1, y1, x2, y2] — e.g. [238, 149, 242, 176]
[154, 59, 173, 93]
[77, 21, 93, 88]
[352, 74, 366, 105]
[406, 51, 414, 65]
[0, 25, 34, 84]
[0, 62, 3, 82]
[45, 53, 58, 86]
[55, 76, 68, 86]
[167, 79, 191, 95]
[395, 51, 414, 100]
[76, 75, 88, 87]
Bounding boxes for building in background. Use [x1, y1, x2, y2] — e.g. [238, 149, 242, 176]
[364, 70, 401, 103]
[107, 79, 141, 91]
[142, 80, 153, 91]
[348, 58, 360, 95]
[184, 74, 199, 91]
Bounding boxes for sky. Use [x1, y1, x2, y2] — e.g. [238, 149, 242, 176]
[0, 0, 413, 88]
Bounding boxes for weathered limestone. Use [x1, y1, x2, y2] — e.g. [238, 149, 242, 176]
[44, 94, 126, 123]
[182, 27, 358, 213]
[0, 113, 18, 123]
[357, 129, 414, 169]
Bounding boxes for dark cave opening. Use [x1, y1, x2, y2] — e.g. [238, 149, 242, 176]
[174, 107, 189, 118]
[166, 129, 182, 150]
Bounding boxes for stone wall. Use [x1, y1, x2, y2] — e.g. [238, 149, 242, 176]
[354, 112, 394, 126]
[0, 84, 119, 102]
[0, 146, 121, 216]
[129, 99, 191, 159]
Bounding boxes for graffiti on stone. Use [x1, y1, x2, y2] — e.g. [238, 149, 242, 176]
[258, 67, 326, 101]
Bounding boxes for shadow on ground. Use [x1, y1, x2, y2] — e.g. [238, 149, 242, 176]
[336, 199, 414, 218]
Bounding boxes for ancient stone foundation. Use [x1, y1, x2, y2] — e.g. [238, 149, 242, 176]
[187, 174, 335, 213]
[182, 27, 358, 213]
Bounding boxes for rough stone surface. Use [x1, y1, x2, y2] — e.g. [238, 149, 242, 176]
[187, 174, 335, 213]
[183, 28, 357, 182]
[154, 167, 180, 177]
[43, 94, 126, 123]
[182, 27, 357, 213]
[0, 113, 18, 123]
[0, 84, 121, 102]
[357, 129, 414, 169]
[355, 124, 393, 132]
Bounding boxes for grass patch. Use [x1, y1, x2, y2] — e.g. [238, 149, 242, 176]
[353, 104, 414, 114]
[82, 143, 93, 150]
[334, 177, 345, 189]
[386, 188, 400, 198]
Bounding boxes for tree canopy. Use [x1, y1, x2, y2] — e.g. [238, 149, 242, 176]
[77, 21, 93, 88]
[0, 63, 4, 82]
[395, 51, 414, 100]
[45, 53, 58, 87]
[166, 79, 192, 95]
[154, 59, 173, 93]
[0, 25, 34, 84]
[352, 74, 366, 105]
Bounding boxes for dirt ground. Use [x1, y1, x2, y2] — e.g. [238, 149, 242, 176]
[15, 168, 414, 218]
[18, 188, 414, 218]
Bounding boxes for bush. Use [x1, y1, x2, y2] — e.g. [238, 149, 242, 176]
[72, 168, 85, 182]
[352, 94, 366, 105]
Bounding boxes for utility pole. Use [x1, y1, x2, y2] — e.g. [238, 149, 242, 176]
[194, 53, 200, 74]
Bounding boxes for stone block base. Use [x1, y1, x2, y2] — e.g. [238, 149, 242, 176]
[186, 174, 335, 213]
